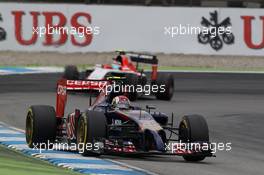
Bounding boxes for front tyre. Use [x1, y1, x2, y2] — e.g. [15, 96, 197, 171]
[125, 74, 138, 101]
[179, 115, 209, 162]
[77, 111, 106, 156]
[155, 74, 174, 101]
[183, 155, 206, 162]
[25, 105, 57, 148]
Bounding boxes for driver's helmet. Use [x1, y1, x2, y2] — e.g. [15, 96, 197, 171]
[112, 95, 130, 109]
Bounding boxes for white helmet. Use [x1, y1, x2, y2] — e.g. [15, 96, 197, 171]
[112, 95, 130, 109]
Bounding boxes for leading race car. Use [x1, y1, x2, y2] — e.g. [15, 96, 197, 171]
[26, 78, 214, 162]
[63, 51, 174, 101]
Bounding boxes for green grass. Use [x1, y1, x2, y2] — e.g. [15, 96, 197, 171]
[76, 65, 264, 72]
[2, 65, 264, 73]
[0, 145, 82, 175]
[155, 66, 264, 72]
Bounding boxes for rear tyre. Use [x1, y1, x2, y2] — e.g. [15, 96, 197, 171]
[25, 105, 57, 148]
[125, 74, 138, 101]
[63, 65, 79, 80]
[85, 69, 93, 78]
[179, 115, 209, 162]
[77, 111, 106, 156]
[79, 69, 93, 80]
[155, 74, 174, 100]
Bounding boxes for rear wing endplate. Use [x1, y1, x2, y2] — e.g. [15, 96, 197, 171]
[56, 79, 108, 118]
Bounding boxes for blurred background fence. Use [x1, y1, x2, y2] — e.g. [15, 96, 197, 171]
[0, 0, 263, 7]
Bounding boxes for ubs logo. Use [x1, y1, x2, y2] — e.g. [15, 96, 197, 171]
[198, 11, 235, 51]
[0, 13, 7, 41]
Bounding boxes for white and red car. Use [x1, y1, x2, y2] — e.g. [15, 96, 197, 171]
[63, 51, 174, 101]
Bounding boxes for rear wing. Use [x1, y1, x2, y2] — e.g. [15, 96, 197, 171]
[56, 79, 108, 118]
[65, 79, 108, 90]
[117, 51, 158, 65]
[116, 51, 159, 81]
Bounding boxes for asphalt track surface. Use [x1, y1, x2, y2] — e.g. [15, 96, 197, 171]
[0, 72, 264, 175]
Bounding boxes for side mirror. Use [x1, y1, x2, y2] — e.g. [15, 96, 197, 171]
[146, 105, 156, 112]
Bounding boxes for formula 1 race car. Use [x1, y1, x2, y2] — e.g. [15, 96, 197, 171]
[25, 78, 214, 162]
[63, 51, 174, 101]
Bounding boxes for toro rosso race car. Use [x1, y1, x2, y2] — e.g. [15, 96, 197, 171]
[63, 51, 174, 101]
[26, 78, 214, 162]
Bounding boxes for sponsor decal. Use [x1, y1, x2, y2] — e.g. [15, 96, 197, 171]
[0, 4, 263, 55]
[241, 15, 264, 49]
[66, 80, 107, 86]
[11, 11, 96, 46]
[57, 85, 67, 95]
[198, 11, 235, 51]
[0, 13, 7, 41]
[66, 80, 108, 91]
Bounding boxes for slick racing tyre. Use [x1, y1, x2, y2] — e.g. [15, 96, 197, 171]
[26, 105, 57, 148]
[179, 115, 209, 162]
[63, 65, 79, 80]
[125, 74, 138, 101]
[155, 74, 174, 101]
[79, 69, 93, 80]
[77, 111, 106, 156]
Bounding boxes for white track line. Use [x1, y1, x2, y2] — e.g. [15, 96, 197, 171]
[0, 67, 63, 76]
[0, 122, 25, 133]
[0, 130, 21, 134]
[8, 144, 29, 150]
[0, 121, 156, 175]
[0, 137, 25, 141]
[34, 153, 101, 160]
[105, 159, 159, 175]
[58, 163, 133, 171]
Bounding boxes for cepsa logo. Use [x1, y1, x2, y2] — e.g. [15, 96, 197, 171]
[66, 80, 108, 90]
[11, 11, 96, 46]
